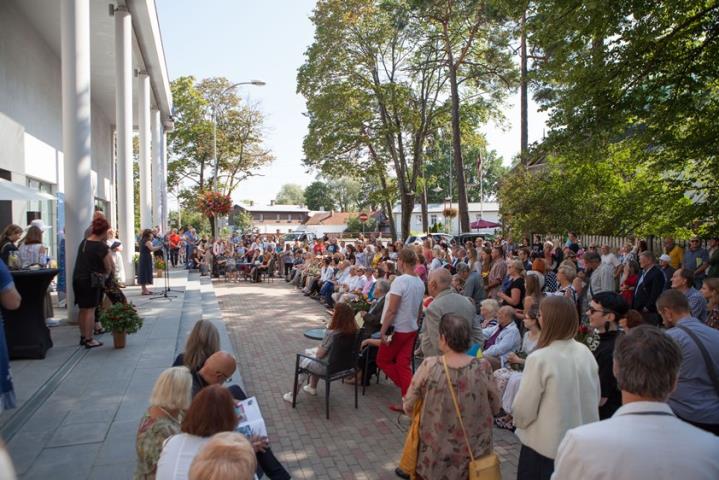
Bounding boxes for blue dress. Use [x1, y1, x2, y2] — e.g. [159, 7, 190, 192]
[0, 259, 16, 411]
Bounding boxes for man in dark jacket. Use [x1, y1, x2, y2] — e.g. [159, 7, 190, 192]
[632, 251, 666, 326]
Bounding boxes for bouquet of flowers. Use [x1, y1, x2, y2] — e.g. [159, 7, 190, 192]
[348, 294, 371, 313]
[575, 324, 600, 351]
[198, 190, 233, 218]
[99, 302, 143, 334]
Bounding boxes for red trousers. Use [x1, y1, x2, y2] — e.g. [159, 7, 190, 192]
[376, 331, 417, 397]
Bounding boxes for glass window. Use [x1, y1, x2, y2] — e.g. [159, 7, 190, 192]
[26, 178, 56, 259]
[430, 214, 437, 225]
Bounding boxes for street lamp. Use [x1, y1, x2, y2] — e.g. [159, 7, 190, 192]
[210, 80, 265, 237]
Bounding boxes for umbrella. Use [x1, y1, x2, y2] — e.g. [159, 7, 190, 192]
[470, 218, 500, 229]
[0, 178, 56, 201]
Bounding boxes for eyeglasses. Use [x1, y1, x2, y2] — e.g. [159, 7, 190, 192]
[587, 307, 610, 315]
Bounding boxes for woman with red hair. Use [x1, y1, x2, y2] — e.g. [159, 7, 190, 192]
[72, 216, 113, 348]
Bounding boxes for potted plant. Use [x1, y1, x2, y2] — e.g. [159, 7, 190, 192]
[154, 257, 166, 277]
[99, 302, 143, 349]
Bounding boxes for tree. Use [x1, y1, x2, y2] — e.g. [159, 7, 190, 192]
[346, 215, 378, 233]
[333, 177, 362, 211]
[167, 76, 274, 207]
[411, 0, 518, 232]
[228, 209, 253, 233]
[275, 184, 305, 205]
[304, 181, 336, 211]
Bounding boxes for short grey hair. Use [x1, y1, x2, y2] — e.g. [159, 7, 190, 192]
[439, 313, 471, 353]
[374, 279, 390, 296]
[639, 250, 655, 262]
[614, 325, 682, 400]
[557, 264, 577, 281]
[455, 262, 470, 274]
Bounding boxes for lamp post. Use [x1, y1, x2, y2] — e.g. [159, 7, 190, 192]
[210, 79, 265, 238]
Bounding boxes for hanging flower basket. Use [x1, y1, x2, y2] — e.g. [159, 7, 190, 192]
[198, 190, 233, 218]
[442, 207, 458, 219]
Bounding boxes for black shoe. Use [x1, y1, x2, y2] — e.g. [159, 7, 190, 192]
[395, 467, 410, 479]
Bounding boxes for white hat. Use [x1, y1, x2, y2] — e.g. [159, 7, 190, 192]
[659, 254, 671, 263]
[27, 219, 51, 232]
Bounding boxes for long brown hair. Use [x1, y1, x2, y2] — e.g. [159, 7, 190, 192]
[537, 296, 578, 348]
[704, 278, 719, 309]
[0, 224, 22, 245]
[183, 320, 220, 372]
[181, 385, 236, 437]
[20, 226, 43, 246]
[328, 303, 358, 335]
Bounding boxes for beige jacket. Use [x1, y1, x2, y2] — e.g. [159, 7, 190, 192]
[420, 289, 477, 357]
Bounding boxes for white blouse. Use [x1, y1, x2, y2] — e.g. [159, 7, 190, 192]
[155, 433, 208, 480]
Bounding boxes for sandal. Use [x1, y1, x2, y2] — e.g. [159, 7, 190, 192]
[94, 327, 106, 335]
[79, 336, 86, 346]
[141, 291, 155, 296]
[84, 339, 103, 349]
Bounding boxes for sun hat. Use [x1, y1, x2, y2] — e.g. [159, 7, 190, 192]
[658, 254, 671, 263]
[27, 219, 51, 232]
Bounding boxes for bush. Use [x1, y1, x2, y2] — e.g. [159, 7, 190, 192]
[99, 303, 143, 334]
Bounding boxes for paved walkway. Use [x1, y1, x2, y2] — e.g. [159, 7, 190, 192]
[1, 270, 238, 480]
[216, 278, 521, 479]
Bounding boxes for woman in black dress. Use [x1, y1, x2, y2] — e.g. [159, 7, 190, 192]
[138, 229, 161, 295]
[73, 217, 113, 348]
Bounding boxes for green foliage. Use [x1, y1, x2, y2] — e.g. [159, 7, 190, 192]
[304, 181, 336, 211]
[275, 184, 306, 205]
[170, 210, 210, 236]
[99, 303, 143, 335]
[168, 76, 273, 211]
[229, 210, 253, 233]
[346, 215, 378, 233]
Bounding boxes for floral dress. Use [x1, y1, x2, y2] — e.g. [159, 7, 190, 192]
[403, 356, 500, 480]
[134, 411, 182, 480]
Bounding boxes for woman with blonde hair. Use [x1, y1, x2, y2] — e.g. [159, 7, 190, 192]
[512, 296, 600, 480]
[173, 320, 220, 372]
[135, 366, 193, 479]
[498, 259, 526, 309]
[189, 432, 257, 480]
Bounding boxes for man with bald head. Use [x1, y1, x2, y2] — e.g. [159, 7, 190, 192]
[420, 268, 477, 357]
[191, 351, 291, 479]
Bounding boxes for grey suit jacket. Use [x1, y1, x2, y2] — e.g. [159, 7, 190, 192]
[420, 289, 478, 357]
[463, 271, 486, 313]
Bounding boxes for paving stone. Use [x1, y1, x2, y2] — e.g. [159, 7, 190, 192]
[21, 443, 101, 480]
[46, 421, 111, 448]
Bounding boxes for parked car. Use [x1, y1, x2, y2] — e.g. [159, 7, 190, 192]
[455, 232, 494, 246]
[284, 230, 317, 244]
[404, 233, 454, 246]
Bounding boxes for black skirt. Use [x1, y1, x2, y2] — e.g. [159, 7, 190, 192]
[73, 278, 103, 309]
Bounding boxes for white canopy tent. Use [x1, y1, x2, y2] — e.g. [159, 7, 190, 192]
[0, 178, 55, 201]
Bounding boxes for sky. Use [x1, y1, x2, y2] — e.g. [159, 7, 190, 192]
[156, 0, 548, 207]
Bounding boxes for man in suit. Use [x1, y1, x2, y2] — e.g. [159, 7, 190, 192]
[420, 268, 477, 357]
[456, 261, 485, 313]
[360, 279, 389, 335]
[632, 251, 665, 326]
[553, 325, 719, 480]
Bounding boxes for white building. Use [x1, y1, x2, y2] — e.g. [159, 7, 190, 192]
[232, 203, 310, 234]
[0, 0, 172, 308]
[392, 202, 501, 237]
[304, 211, 353, 236]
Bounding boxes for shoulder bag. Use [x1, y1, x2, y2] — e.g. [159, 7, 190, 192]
[398, 397, 423, 478]
[443, 356, 501, 480]
[676, 324, 719, 397]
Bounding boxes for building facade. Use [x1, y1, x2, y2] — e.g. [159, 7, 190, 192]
[0, 0, 172, 308]
[392, 202, 501, 237]
[231, 203, 310, 234]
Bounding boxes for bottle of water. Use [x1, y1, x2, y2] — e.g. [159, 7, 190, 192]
[8, 251, 19, 270]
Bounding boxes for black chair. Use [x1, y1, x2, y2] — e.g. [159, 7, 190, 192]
[291, 332, 359, 419]
[262, 257, 277, 283]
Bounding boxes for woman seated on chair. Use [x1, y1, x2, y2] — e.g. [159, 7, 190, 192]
[283, 303, 358, 402]
[250, 249, 270, 283]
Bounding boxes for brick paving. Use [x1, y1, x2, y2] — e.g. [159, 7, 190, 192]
[216, 278, 521, 479]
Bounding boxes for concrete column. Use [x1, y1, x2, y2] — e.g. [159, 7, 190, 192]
[138, 73, 152, 229]
[61, 0, 93, 319]
[115, 5, 135, 285]
[151, 109, 162, 230]
[161, 128, 169, 231]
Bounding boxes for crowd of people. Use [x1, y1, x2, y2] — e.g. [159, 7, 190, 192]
[270, 231, 719, 479]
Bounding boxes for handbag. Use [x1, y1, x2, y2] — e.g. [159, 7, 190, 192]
[398, 398, 423, 478]
[442, 356, 501, 480]
[82, 240, 107, 288]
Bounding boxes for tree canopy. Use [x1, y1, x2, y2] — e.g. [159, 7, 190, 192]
[275, 184, 306, 205]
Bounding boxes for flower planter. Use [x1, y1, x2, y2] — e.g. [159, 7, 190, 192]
[156, 269, 164, 278]
[112, 331, 127, 349]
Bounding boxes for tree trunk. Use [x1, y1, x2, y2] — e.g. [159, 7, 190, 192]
[420, 179, 428, 233]
[401, 193, 415, 241]
[447, 62, 470, 233]
[209, 216, 216, 238]
[520, 9, 528, 163]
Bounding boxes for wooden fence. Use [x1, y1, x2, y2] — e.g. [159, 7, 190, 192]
[535, 234, 705, 254]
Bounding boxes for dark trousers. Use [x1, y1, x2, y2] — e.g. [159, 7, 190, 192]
[228, 385, 291, 480]
[169, 248, 179, 267]
[284, 262, 293, 277]
[517, 444, 554, 480]
[320, 281, 335, 306]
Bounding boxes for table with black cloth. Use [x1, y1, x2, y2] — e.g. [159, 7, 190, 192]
[2, 269, 58, 359]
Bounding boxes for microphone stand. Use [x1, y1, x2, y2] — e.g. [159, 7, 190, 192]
[151, 242, 176, 301]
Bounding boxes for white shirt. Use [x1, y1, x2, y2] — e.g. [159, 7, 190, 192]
[553, 401, 719, 480]
[350, 275, 367, 292]
[156, 433, 209, 480]
[481, 322, 521, 367]
[512, 339, 600, 459]
[381, 274, 424, 333]
[601, 252, 621, 268]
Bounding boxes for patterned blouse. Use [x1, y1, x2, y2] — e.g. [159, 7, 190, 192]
[403, 356, 500, 480]
[706, 305, 719, 330]
[134, 410, 182, 480]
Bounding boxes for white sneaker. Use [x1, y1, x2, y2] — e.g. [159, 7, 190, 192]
[302, 385, 317, 396]
[46, 318, 61, 327]
[282, 392, 295, 403]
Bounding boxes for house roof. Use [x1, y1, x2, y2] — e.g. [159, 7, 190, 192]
[235, 204, 309, 213]
[305, 212, 355, 225]
[391, 202, 500, 214]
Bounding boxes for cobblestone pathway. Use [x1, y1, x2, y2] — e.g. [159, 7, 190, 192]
[215, 279, 520, 479]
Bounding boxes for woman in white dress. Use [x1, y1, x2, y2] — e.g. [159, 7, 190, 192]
[106, 229, 126, 286]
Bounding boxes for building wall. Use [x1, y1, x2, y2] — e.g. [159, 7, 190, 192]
[304, 224, 348, 236]
[394, 209, 501, 237]
[0, 1, 114, 241]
